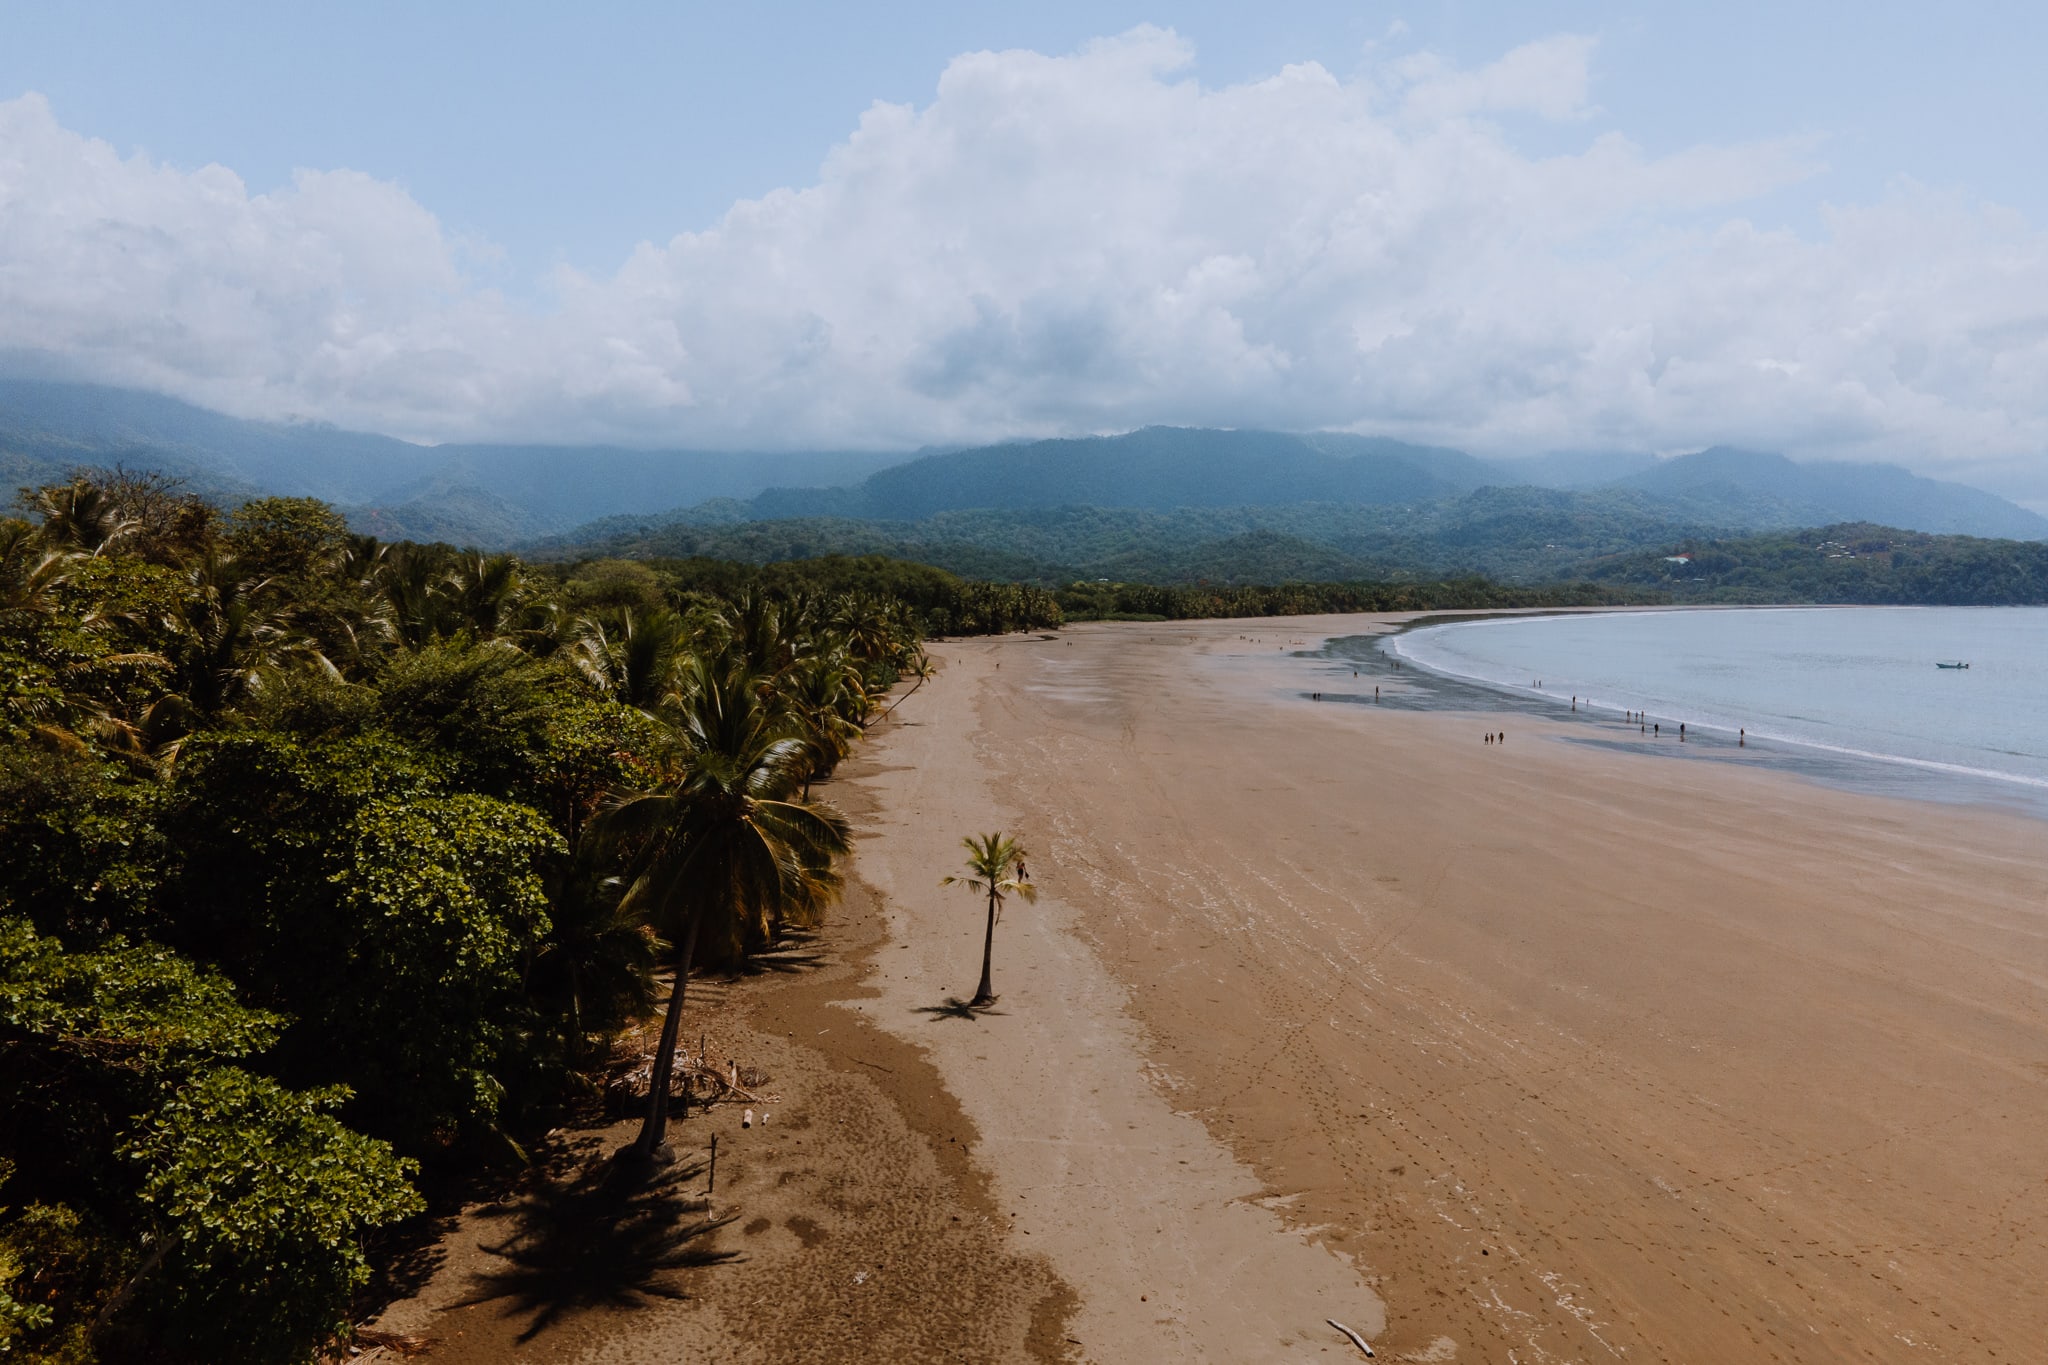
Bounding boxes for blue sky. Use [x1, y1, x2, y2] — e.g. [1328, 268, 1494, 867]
[10, 1, 2044, 281]
[4, 2, 2047, 501]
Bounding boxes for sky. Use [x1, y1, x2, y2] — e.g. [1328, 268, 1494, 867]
[3, 1, 2048, 502]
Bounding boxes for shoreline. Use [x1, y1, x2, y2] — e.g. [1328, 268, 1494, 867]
[837, 634, 1386, 1360]
[1352, 610, 2048, 820]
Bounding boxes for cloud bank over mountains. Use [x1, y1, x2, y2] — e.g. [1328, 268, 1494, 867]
[3, 27, 2046, 498]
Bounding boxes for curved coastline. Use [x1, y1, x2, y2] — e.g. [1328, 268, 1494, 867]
[1368, 607, 2048, 815]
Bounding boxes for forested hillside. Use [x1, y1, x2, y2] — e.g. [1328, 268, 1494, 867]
[524, 487, 1813, 586]
[1580, 523, 2048, 604]
[541, 493, 2048, 604]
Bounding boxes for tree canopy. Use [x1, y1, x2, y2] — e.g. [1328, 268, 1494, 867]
[0, 472, 932, 1362]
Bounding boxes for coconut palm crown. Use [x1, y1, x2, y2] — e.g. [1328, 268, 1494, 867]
[592, 659, 850, 1160]
[941, 831, 1035, 1009]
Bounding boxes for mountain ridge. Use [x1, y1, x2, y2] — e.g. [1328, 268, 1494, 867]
[6, 379, 2045, 564]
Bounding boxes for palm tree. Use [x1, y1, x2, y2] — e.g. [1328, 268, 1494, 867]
[0, 523, 167, 746]
[449, 551, 527, 640]
[572, 607, 691, 716]
[376, 542, 458, 648]
[531, 853, 660, 1069]
[875, 646, 932, 723]
[28, 476, 138, 556]
[776, 647, 867, 797]
[164, 554, 335, 718]
[941, 833, 1035, 1009]
[592, 660, 850, 1162]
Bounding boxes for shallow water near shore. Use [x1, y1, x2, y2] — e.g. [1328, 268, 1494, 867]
[1317, 607, 2048, 817]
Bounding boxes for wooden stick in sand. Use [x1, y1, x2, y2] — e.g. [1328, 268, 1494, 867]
[1327, 1318, 1375, 1357]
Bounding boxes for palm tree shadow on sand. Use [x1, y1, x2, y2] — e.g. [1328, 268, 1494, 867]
[738, 929, 828, 978]
[450, 1156, 739, 1343]
[914, 995, 1002, 1021]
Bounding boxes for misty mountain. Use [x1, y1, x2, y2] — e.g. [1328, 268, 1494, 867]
[726, 428, 2047, 542]
[0, 378, 902, 534]
[0, 377, 432, 504]
[9, 381, 2045, 564]
[1493, 449, 1659, 488]
[751, 427, 1479, 520]
[1613, 446, 2048, 540]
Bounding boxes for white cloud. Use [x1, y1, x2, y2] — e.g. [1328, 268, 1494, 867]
[3, 31, 2048, 501]
[1391, 34, 1599, 124]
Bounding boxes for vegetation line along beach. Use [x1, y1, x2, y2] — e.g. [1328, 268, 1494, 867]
[0, 474, 1042, 1361]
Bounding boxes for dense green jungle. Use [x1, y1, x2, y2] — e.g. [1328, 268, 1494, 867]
[0, 472, 1023, 1363]
[542, 502, 2048, 608]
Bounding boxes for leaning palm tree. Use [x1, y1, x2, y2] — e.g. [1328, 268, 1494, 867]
[592, 659, 851, 1162]
[942, 833, 1035, 1009]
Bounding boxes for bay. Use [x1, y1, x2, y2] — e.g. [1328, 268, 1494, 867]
[1387, 607, 2048, 795]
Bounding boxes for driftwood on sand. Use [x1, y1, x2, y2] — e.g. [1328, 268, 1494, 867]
[610, 1049, 778, 1108]
[1327, 1318, 1375, 1357]
[346, 1327, 434, 1357]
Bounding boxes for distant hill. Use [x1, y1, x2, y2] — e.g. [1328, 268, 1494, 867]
[0, 377, 433, 504]
[1614, 447, 2048, 540]
[666, 428, 2048, 547]
[534, 473, 2048, 595]
[751, 427, 1482, 520]
[9, 380, 2047, 576]
[0, 378, 901, 540]
[1578, 522, 2048, 605]
[1495, 449, 1658, 488]
[528, 490, 1703, 585]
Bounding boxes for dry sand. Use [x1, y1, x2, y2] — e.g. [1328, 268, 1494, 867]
[377, 613, 2048, 1363]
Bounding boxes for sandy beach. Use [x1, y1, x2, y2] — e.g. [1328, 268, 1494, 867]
[377, 613, 2048, 1362]
[850, 614, 2048, 1361]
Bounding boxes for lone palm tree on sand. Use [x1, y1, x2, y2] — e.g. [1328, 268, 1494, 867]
[942, 832, 1035, 1009]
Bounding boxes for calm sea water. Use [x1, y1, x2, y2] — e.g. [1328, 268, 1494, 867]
[1388, 607, 2048, 795]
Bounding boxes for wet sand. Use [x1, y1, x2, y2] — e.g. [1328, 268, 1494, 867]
[853, 615, 2048, 1362]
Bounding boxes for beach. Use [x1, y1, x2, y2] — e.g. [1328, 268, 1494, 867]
[377, 613, 2048, 1362]
[851, 613, 2048, 1361]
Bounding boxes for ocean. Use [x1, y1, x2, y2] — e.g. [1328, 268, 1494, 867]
[1381, 606, 2048, 806]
